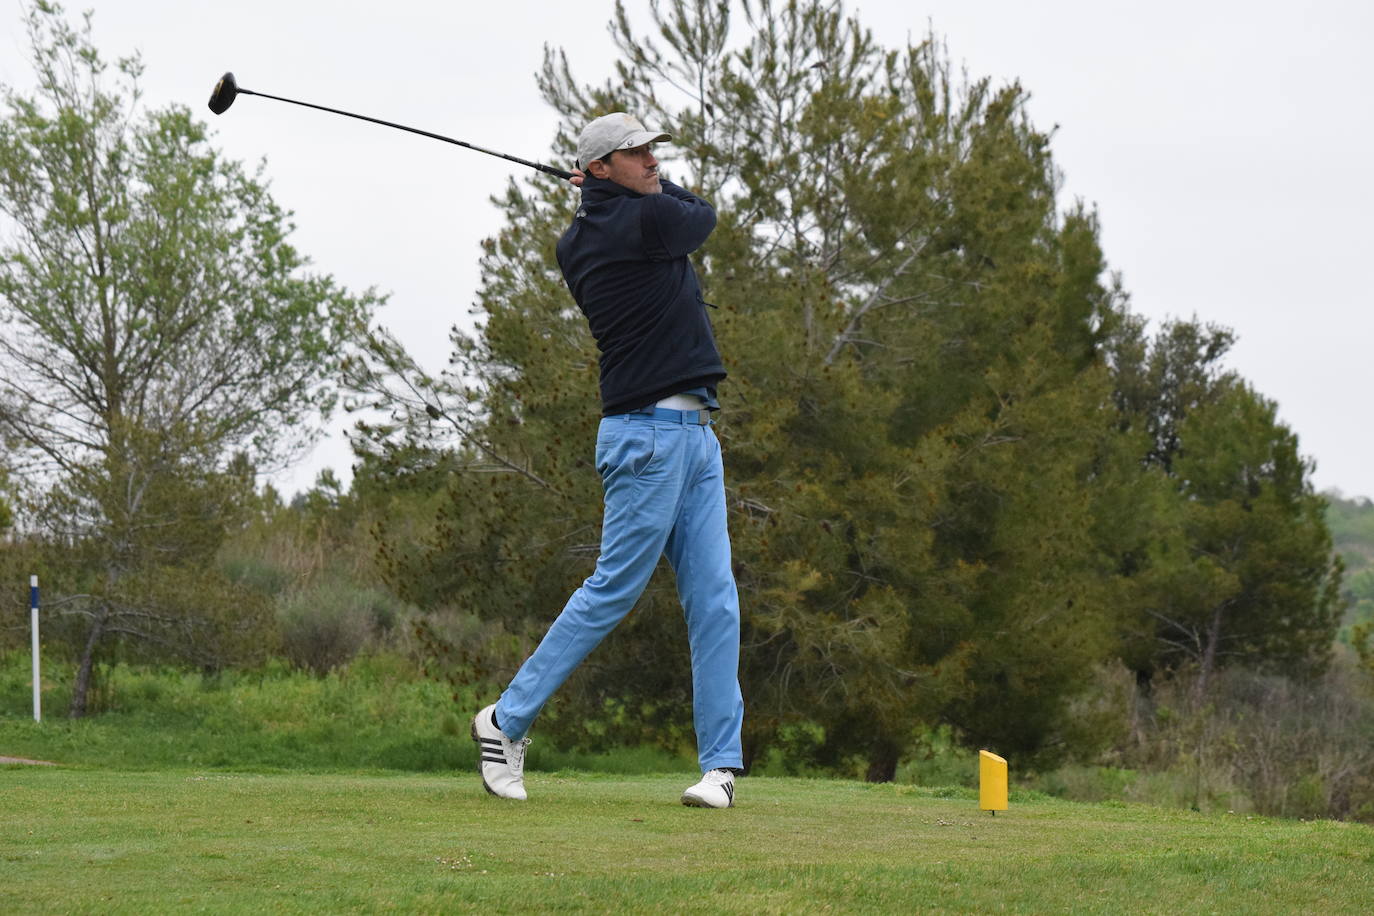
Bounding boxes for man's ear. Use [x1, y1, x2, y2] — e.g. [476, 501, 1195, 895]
[587, 159, 610, 179]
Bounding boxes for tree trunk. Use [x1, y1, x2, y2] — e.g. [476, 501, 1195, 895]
[1194, 602, 1226, 703]
[69, 607, 108, 718]
[740, 733, 759, 776]
[865, 746, 900, 783]
[1131, 668, 1154, 749]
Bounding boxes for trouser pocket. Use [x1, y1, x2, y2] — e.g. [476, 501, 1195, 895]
[596, 422, 660, 480]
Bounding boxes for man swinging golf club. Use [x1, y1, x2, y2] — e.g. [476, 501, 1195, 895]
[472, 112, 744, 808]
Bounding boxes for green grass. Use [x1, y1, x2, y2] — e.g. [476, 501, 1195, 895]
[0, 654, 692, 775]
[5, 657, 1373, 911]
[2, 768, 1371, 914]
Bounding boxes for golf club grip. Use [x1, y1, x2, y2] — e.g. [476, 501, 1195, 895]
[239, 89, 574, 180]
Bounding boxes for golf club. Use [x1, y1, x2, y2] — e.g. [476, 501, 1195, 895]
[207, 72, 573, 180]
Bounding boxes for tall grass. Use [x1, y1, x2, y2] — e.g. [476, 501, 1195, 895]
[1027, 659, 1374, 822]
[0, 652, 693, 775]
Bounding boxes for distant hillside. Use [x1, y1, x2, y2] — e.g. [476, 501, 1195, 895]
[1326, 491, 1374, 631]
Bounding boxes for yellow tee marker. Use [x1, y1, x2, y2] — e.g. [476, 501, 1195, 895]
[979, 749, 1008, 814]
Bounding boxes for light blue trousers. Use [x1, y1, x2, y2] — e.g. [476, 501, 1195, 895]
[495, 409, 745, 773]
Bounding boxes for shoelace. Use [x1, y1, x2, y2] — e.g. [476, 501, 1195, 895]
[702, 768, 732, 786]
[508, 737, 532, 777]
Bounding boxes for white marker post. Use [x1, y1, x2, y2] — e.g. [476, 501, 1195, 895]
[30, 575, 41, 722]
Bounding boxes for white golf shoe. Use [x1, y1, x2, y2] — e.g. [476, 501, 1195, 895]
[681, 768, 736, 808]
[471, 704, 530, 800]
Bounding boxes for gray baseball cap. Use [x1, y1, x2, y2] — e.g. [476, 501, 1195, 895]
[576, 112, 671, 169]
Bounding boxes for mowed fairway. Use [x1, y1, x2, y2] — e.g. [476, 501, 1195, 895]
[2, 768, 1371, 914]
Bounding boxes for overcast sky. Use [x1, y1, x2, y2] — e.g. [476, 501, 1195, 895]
[3, 0, 1370, 499]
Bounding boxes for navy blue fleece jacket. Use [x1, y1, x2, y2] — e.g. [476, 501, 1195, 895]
[555, 176, 725, 416]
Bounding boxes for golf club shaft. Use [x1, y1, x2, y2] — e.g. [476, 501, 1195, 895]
[237, 88, 573, 180]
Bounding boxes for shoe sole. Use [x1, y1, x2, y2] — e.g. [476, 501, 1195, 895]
[680, 791, 731, 809]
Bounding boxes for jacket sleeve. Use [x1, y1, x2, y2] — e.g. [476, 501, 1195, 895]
[641, 180, 717, 260]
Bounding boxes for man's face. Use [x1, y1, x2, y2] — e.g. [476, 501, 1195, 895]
[590, 144, 661, 195]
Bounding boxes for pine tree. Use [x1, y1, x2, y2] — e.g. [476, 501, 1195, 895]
[348, 0, 1146, 775]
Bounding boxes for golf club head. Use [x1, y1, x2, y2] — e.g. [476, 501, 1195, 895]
[208, 72, 238, 115]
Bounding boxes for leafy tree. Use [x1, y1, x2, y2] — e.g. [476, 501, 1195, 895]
[1325, 492, 1374, 647]
[1109, 318, 1238, 473]
[0, 3, 378, 713]
[0, 467, 13, 536]
[351, 0, 1139, 775]
[1109, 320, 1344, 696]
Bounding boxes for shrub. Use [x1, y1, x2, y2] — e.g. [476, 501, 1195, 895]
[1123, 662, 1374, 821]
[276, 582, 400, 675]
[219, 554, 294, 597]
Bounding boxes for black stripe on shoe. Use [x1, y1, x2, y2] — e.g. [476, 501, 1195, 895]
[481, 755, 508, 765]
[724, 782, 734, 803]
